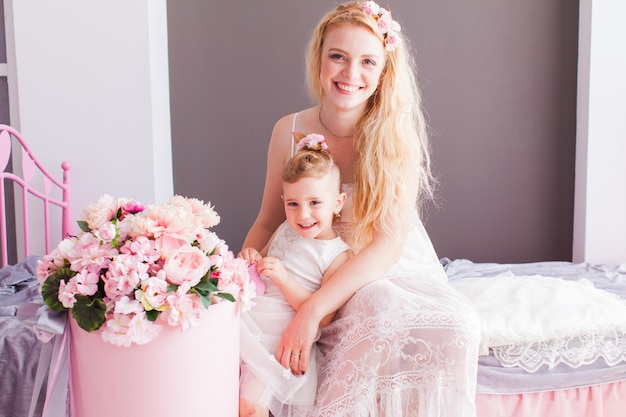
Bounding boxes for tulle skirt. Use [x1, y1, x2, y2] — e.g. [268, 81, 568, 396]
[239, 295, 319, 416]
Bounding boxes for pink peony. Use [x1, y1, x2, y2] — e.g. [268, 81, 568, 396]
[196, 229, 223, 254]
[163, 245, 211, 287]
[167, 195, 221, 229]
[81, 194, 118, 230]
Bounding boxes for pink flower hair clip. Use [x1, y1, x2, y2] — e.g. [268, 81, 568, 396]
[292, 132, 329, 152]
[361, 1, 402, 52]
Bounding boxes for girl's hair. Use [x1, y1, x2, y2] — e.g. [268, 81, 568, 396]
[282, 149, 342, 192]
[305, 1, 435, 250]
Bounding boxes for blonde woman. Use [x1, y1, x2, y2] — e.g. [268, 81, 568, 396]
[241, 1, 480, 415]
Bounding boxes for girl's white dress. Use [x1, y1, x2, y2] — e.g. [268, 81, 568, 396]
[239, 221, 351, 416]
[284, 113, 481, 417]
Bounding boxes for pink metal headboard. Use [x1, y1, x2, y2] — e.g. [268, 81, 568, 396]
[0, 124, 72, 266]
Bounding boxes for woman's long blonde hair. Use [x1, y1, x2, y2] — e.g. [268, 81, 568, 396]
[305, 1, 435, 250]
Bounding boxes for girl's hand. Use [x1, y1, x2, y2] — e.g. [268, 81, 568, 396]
[238, 247, 262, 264]
[275, 306, 320, 376]
[257, 256, 288, 286]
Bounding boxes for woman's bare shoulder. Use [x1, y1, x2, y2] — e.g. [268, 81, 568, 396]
[269, 107, 318, 150]
[273, 107, 318, 133]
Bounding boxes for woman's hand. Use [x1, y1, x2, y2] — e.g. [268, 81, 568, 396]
[275, 305, 320, 376]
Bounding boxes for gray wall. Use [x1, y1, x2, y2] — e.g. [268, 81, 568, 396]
[167, 0, 578, 264]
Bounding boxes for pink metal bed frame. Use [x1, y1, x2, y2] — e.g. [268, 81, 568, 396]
[0, 124, 72, 265]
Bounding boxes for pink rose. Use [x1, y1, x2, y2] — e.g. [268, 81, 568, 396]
[95, 222, 118, 242]
[385, 31, 401, 52]
[163, 245, 210, 287]
[362, 1, 380, 16]
[376, 11, 391, 34]
[136, 277, 169, 310]
[296, 133, 328, 151]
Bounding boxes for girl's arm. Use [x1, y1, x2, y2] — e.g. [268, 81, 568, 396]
[258, 249, 352, 313]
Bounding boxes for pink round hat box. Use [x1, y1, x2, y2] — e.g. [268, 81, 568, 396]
[69, 301, 240, 417]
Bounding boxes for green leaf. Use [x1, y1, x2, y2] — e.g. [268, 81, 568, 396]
[215, 292, 235, 303]
[197, 292, 213, 308]
[77, 220, 91, 233]
[41, 268, 76, 312]
[194, 277, 219, 293]
[72, 295, 107, 332]
[146, 309, 160, 322]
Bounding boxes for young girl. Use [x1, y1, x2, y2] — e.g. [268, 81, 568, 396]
[238, 134, 352, 417]
[242, 1, 480, 416]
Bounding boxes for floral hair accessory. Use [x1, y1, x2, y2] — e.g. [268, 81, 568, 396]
[292, 132, 329, 151]
[361, 1, 402, 52]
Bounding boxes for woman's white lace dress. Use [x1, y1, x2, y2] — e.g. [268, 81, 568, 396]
[310, 185, 481, 417]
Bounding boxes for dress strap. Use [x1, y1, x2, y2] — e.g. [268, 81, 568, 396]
[290, 112, 298, 157]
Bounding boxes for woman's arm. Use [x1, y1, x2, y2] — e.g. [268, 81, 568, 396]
[240, 115, 295, 251]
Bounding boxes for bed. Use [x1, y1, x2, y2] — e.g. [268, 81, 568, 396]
[443, 257, 626, 417]
[0, 124, 71, 417]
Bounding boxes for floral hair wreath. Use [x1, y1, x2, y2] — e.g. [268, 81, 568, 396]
[293, 132, 329, 152]
[361, 1, 402, 52]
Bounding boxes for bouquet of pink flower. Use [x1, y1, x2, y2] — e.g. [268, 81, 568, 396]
[36, 194, 256, 347]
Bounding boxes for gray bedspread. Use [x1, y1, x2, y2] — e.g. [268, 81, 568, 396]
[0, 256, 45, 417]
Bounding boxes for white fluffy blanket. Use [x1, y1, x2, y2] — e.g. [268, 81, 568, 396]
[450, 273, 626, 355]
